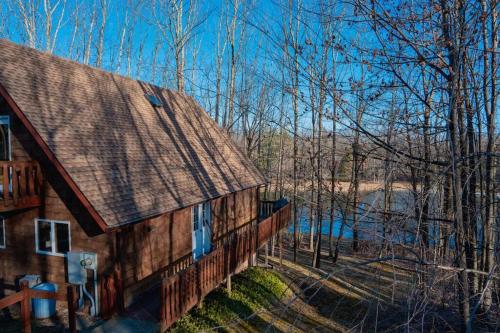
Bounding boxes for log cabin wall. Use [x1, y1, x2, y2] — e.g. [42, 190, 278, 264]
[117, 186, 259, 307]
[116, 207, 192, 306]
[0, 184, 114, 289]
[211, 187, 258, 241]
[0, 108, 114, 298]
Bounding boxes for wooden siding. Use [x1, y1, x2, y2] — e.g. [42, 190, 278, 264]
[118, 187, 259, 292]
[117, 187, 259, 307]
[117, 207, 192, 288]
[0, 183, 114, 290]
[211, 187, 258, 241]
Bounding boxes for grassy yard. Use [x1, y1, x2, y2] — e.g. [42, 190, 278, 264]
[0, 251, 433, 332]
[168, 248, 426, 333]
[169, 267, 292, 332]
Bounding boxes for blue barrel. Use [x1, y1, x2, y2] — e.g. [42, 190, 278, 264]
[32, 283, 58, 319]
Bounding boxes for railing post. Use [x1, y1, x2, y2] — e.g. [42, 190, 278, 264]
[160, 273, 167, 331]
[28, 163, 35, 196]
[2, 164, 8, 204]
[19, 162, 26, 203]
[67, 284, 77, 333]
[20, 281, 31, 333]
[36, 163, 43, 194]
[12, 165, 18, 206]
[195, 261, 202, 306]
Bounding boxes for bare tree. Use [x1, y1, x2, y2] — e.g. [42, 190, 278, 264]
[152, 0, 204, 93]
[95, 0, 108, 67]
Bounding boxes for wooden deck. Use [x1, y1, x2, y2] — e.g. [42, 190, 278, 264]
[0, 161, 42, 213]
[160, 200, 291, 330]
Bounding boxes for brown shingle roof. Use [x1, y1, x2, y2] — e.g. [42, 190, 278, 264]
[0, 39, 265, 228]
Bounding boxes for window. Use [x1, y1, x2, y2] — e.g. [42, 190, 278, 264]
[193, 205, 200, 231]
[202, 202, 211, 227]
[0, 217, 5, 249]
[0, 116, 10, 161]
[35, 219, 70, 256]
[192, 202, 212, 260]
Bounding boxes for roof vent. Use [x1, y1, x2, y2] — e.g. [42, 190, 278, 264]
[145, 93, 162, 107]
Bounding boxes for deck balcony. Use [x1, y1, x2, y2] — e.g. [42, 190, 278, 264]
[159, 198, 291, 330]
[0, 161, 43, 213]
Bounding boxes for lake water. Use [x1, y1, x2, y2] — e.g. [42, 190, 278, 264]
[286, 189, 446, 245]
[288, 202, 387, 240]
[290, 207, 354, 239]
[288, 205, 461, 247]
[285, 188, 495, 248]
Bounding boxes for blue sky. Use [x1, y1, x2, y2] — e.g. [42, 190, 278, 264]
[0, 0, 405, 136]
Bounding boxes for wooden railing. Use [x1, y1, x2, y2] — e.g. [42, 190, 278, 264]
[259, 200, 275, 219]
[0, 281, 77, 333]
[0, 161, 42, 212]
[163, 253, 195, 278]
[160, 201, 291, 330]
[161, 246, 227, 328]
[257, 202, 291, 247]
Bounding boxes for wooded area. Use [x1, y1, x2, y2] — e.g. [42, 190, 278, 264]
[0, 0, 498, 331]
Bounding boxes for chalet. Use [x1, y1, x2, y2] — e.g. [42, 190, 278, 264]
[0, 39, 290, 327]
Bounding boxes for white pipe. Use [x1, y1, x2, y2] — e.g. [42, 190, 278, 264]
[93, 264, 99, 315]
[78, 285, 84, 309]
[82, 284, 96, 316]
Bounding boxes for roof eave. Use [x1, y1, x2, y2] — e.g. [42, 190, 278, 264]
[106, 181, 266, 231]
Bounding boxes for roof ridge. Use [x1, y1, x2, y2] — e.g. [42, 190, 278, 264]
[0, 38, 180, 96]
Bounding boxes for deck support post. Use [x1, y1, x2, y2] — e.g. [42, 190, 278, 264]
[248, 220, 257, 268]
[20, 281, 31, 333]
[279, 231, 283, 267]
[265, 242, 269, 266]
[271, 235, 275, 257]
[67, 285, 77, 333]
[225, 240, 232, 296]
[226, 274, 232, 295]
[197, 296, 204, 309]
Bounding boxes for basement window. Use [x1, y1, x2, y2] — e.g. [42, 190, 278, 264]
[35, 219, 71, 256]
[0, 217, 5, 249]
[145, 94, 163, 107]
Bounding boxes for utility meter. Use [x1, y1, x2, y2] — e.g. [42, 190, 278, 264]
[68, 252, 97, 284]
[66, 251, 99, 316]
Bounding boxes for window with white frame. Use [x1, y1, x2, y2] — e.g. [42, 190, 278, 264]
[193, 205, 200, 231]
[35, 219, 70, 256]
[0, 217, 5, 249]
[202, 202, 211, 227]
